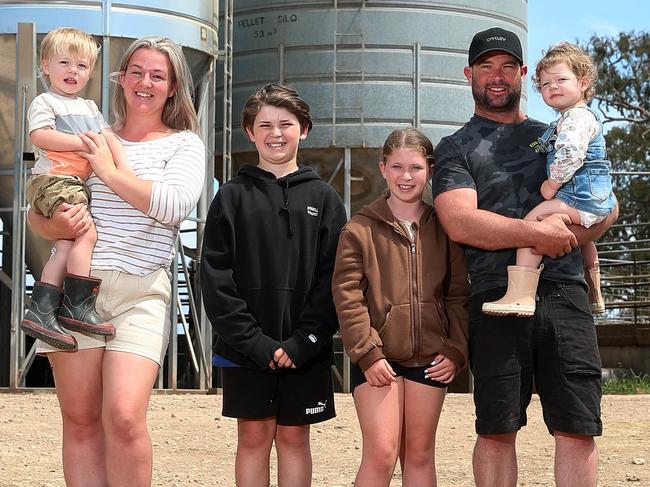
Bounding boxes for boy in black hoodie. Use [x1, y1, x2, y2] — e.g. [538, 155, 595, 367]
[201, 84, 347, 486]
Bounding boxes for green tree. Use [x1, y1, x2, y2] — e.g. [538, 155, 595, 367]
[586, 31, 650, 247]
[586, 32, 650, 321]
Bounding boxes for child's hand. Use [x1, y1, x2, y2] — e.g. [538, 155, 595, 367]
[363, 359, 396, 387]
[541, 179, 560, 200]
[270, 347, 296, 369]
[424, 354, 457, 384]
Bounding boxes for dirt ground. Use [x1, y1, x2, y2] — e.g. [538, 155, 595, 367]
[0, 391, 647, 487]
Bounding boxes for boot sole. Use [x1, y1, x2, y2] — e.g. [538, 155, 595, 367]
[20, 320, 78, 351]
[482, 305, 535, 317]
[59, 317, 115, 336]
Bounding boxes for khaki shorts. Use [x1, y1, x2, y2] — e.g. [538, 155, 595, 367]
[26, 174, 90, 218]
[37, 268, 172, 366]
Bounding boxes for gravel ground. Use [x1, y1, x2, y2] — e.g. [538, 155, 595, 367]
[0, 392, 648, 486]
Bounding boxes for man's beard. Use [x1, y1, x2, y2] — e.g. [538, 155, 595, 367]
[472, 82, 521, 113]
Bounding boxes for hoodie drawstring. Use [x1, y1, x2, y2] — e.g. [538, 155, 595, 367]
[280, 178, 294, 236]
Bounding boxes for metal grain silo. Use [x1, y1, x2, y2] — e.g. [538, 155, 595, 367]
[217, 0, 527, 211]
[0, 1, 217, 274]
[0, 1, 217, 388]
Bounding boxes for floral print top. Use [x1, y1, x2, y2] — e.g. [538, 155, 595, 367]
[549, 105, 601, 184]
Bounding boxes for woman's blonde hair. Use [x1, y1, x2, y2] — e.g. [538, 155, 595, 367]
[40, 27, 100, 73]
[112, 37, 199, 132]
[533, 42, 598, 103]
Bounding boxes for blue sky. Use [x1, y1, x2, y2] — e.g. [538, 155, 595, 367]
[526, 1, 649, 122]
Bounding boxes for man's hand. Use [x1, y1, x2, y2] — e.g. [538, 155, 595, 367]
[531, 213, 578, 258]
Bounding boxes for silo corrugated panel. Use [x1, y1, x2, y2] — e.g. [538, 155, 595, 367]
[0, 1, 216, 50]
[0, 1, 217, 275]
[219, 0, 527, 153]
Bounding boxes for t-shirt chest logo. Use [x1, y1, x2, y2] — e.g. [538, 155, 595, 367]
[307, 205, 319, 217]
[529, 140, 545, 153]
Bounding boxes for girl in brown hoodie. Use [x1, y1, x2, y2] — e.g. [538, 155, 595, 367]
[332, 128, 469, 487]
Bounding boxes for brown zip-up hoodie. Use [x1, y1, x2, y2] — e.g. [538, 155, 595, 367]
[332, 193, 469, 372]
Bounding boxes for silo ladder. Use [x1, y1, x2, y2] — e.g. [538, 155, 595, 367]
[332, 0, 366, 147]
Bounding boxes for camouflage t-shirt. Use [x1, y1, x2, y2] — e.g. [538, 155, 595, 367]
[431, 114, 584, 294]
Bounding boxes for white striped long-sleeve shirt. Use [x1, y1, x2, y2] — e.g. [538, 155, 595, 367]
[88, 130, 205, 276]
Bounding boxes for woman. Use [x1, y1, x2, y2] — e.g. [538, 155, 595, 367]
[332, 128, 469, 486]
[28, 37, 205, 486]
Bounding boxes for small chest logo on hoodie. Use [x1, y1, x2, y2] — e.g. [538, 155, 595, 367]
[307, 206, 319, 217]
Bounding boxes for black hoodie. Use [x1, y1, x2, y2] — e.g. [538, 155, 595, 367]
[201, 164, 348, 371]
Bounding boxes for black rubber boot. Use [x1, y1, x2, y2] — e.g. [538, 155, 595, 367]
[58, 273, 115, 336]
[20, 282, 77, 350]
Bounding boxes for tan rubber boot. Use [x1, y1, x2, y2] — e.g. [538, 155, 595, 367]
[482, 265, 544, 317]
[585, 263, 605, 314]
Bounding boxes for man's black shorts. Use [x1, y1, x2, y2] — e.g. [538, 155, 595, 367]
[221, 365, 335, 426]
[469, 281, 602, 436]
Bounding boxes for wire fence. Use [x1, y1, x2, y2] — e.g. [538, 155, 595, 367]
[596, 171, 650, 326]
[598, 246, 650, 326]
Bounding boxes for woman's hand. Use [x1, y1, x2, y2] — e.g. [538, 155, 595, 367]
[364, 359, 396, 387]
[77, 131, 152, 215]
[28, 203, 92, 241]
[77, 131, 118, 182]
[102, 129, 135, 175]
[424, 354, 457, 384]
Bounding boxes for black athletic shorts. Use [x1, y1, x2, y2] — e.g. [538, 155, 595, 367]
[221, 365, 336, 426]
[469, 281, 602, 437]
[350, 360, 447, 395]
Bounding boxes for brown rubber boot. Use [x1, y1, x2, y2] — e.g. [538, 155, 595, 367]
[585, 264, 605, 314]
[58, 273, 115, 336]
[482, 265, 544, 317]
[20, 282, 77, 350]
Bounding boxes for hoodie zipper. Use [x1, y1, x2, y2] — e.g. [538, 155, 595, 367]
[410, 233, 421, 367]
[395, 220, 420, 368]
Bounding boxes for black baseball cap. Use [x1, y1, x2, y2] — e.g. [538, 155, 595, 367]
[468, 27, 523, 66]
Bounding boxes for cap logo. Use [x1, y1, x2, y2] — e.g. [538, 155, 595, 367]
[468, 27, 522, 65]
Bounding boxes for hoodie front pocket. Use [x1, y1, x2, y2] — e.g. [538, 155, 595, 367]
[376, 304, 413, 362]
[420, 301, 448, 355]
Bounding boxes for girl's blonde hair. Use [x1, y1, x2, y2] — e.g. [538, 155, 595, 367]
[40, 27, 100, 72]
[112, 37, 199, 133]
[533, 42, 598, 102]
[382, 127, 434, 164]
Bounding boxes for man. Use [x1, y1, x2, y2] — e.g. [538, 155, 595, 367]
[431, 27, 617, 487]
